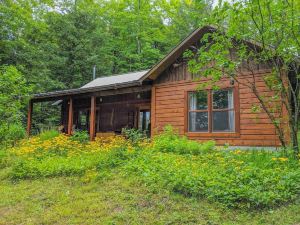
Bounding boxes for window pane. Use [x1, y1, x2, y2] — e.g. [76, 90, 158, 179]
[213, 110, 235, 132]
[189, 112, 208, 132]
[189, 92, 207, 110]
[139, 111, 151, 131]
[138, 112, 143, 130]
[78, 111, 87, 128]
[213, 89, 233, 109]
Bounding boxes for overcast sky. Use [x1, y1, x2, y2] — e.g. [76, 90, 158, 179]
[212, 0, 235, 8]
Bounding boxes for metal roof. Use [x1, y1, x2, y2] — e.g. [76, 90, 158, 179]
[33, 70, 150, 100]
[81, 70, 148, 89]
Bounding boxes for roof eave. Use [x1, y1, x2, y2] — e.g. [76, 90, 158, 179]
[32, 80, 142, 101]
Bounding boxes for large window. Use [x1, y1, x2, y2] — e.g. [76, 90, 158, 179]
[188, 89, 235, 133]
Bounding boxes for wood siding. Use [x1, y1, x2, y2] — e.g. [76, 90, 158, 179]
[151, 64, 287, 147]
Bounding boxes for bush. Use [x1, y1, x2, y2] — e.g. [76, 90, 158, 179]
[152, 125, 215, 155]
[10, 154, 102, 180]
[126, 149, 300, 209]
[122, 128, 147, 144]
[9, 133, 137, 180]
[0, 124, 25, 147]
[0, 150, 8, 169]
[96, 145, 132, 170]
[70, 130, 89, 143]
[39, 130, 59, 141]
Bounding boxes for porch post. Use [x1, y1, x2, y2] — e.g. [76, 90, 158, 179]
[26, 100, 33, 136]
[90, 96, 96, 141]
[67, 98, 73, 135]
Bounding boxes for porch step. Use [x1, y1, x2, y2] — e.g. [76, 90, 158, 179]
[96, 132, 116, 138]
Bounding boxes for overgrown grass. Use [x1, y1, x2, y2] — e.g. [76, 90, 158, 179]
[1, 127, 300, 212]
[1, 171, 299, 225]
[125, 150, 300, 209]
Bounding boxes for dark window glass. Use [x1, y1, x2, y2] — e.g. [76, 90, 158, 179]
[139, 111, 150, 131]
[213, 89, 233, 109]
[189, 92, 208, 110]
[78, 110, 87, 129]
[213, 110, 235, 132]
[188, 112, 208, 132]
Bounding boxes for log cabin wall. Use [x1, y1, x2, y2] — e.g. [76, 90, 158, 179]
[151, 62, 288, 147]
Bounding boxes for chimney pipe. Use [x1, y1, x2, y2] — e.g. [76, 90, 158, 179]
[93, 65, 96, 80]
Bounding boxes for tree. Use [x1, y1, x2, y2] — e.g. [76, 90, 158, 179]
[186, 0, 300, 157]
[0, 0, 213, 131]
[0, 65, 32, 145]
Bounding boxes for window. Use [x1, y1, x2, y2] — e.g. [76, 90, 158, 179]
[139, 110, 151, 134]
[212, 89, 235, 132]
[188, 89, 235, 133]
[77, 110, 88, 130]
[188, 91, 208, 132]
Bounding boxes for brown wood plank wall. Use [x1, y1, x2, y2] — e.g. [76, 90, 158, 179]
[151, 63, 287, 147]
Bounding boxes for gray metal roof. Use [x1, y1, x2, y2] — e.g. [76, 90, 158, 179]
[33, 70, 150, 100]
[81, 70, 149, 89]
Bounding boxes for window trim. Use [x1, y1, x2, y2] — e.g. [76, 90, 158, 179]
[185, 86, 240, 138]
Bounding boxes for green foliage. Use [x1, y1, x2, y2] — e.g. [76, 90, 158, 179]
[122, 128, 147, 144]
[0, 0, 212, 132]
[0, 0, 211, 90]
[0, 65, 30, 148]
[10, 154, 99, 180]
[126, 150, 300, 209]
[1, 173, 300, 225]
[38, 130, 59, 141]
[8, 133, 137, 180]
[0, 124, 26, 147]
[96, 145, 132, 170]
[0, 150, 8, 169]
[152, 125, 215, 155]
[4, 126, 300, 209]
[185, 0, 300, 156]
[70, 130, 89, 143]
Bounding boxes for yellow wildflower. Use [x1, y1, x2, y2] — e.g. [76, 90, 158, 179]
[278, 157, 288, 162]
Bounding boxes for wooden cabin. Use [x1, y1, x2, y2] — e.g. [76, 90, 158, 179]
[28, 26, 288, 147]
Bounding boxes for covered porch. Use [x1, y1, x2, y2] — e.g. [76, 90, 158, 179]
[27, 84, 152, 140]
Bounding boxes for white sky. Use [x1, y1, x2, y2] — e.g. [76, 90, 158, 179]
[212, 0, 235, 8]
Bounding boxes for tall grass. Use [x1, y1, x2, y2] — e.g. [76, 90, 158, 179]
[3, 127, 300, 209]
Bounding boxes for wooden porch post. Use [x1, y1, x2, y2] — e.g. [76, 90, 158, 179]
[67, 98, 73, 135]
[26, 100, 33, 136]
[90, 96, 96, 141]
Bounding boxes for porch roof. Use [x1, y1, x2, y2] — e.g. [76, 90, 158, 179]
[32, 70, 149, 101]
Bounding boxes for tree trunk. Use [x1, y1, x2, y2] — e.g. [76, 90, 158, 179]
[289, 119, 299, 159]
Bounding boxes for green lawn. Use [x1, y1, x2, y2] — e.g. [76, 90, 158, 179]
[0, 169, 300, 225]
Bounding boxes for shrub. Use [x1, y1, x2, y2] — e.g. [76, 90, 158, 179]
[70, 130, 90, 143]
[9, 134, 137, 180]
[122, 128, 147, 144]
[39, 130, 59, 141]
[152, 125, 215, 154]
[125, 149, 300, 209]
[0, 124, 25, 147]
[10, 154, 105, 180]
[96, 145, 132, 170]
[0, 150, 8, 169]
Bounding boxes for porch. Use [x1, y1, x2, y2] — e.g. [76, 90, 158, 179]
[27, 85, 152, 140]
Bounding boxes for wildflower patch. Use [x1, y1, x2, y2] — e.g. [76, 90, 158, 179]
[3, 128, 300, 209]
